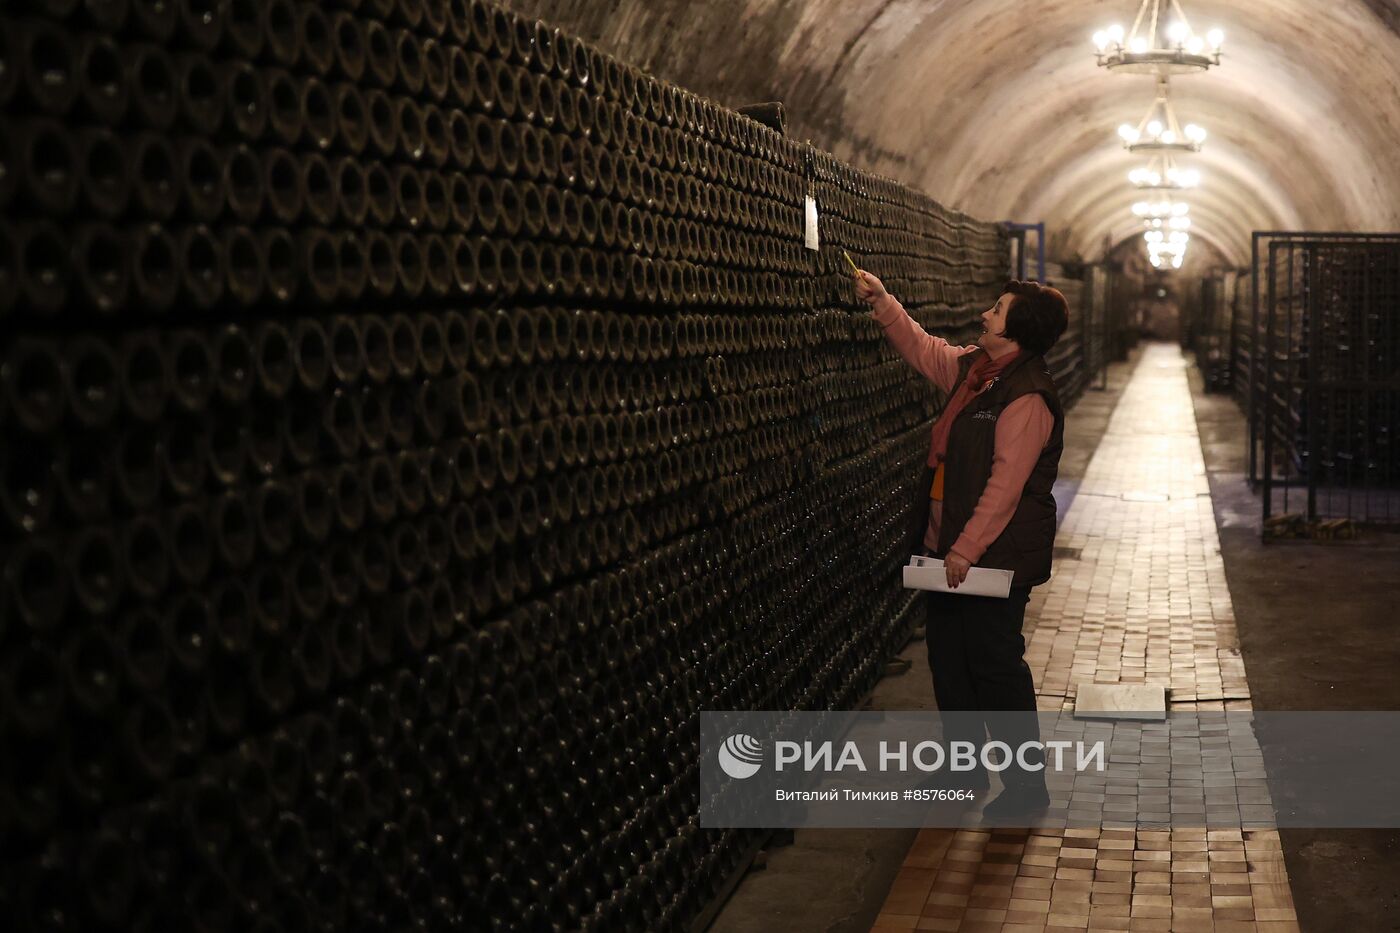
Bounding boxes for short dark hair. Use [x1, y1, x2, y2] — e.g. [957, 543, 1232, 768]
[1001, 279, 1069, 357]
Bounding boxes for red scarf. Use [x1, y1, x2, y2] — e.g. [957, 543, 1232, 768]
[927, 349, 1022, 467]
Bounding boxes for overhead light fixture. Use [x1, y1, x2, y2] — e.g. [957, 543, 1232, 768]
[1116, 77, 1206, 153]
[1145, 229, 1190, 269]
[1147, 248, 1186, 268]
[1132, 197, 1190, 219]
[1144, 231, 1189, 247]
[1092, 0, 1223, 75]
[1127, 152, 1200, 190]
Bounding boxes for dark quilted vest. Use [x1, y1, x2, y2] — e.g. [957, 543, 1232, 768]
[910, 349, 1065, 587]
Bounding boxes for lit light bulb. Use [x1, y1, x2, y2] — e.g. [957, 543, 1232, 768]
[1172, 254, 1183, 268]
[1130, 37, 1148, 53]
[1186, 36, 1204, 54]
[1160, 130, 1177, 145]
[1169, 216, 1191, 230]
[1129, 169, 1143, 184]
[1108, 24, 1125, 42]
[1171, 202, 1190, 216]
[1150, 254, 1162, 267]
[1185, 124, 1206, 142]
[1149, 172, 1161, 186]
[1118, 124, 1140, 143]
[1093, 30, 1108, 50]
[1133, 201, 1149, 216]
[1167, 21, 1188, 43]
[1171, 168, 1200, 187]
[1146, 119, 1163, 138]
[1146, 231, 1164, 243]
[1207, 28, 1224, 49]
[1170, 231, 1188, 244]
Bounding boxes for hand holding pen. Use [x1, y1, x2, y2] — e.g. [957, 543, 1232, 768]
[846, 250, 888, 307]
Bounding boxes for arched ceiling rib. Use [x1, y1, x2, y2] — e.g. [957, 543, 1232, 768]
[503, 0, 1400, 265]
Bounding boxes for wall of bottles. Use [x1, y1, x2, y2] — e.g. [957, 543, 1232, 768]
[0, 1, 1016, 930]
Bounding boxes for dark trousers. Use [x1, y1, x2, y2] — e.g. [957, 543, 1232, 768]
[924, 585, 1045, 789]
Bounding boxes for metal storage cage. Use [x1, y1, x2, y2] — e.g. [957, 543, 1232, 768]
[1244, 232, 1400, 527]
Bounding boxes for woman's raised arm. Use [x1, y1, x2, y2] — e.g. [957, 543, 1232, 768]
[854, 270, 972, 395]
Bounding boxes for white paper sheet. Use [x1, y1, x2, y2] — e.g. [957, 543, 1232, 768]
[901, 555, 1013, 598]
[803, 195, 819, 250]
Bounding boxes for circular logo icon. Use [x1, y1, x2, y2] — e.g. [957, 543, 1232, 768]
[718, 734, 764, 779]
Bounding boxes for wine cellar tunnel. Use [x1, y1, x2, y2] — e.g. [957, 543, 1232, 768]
[3, 1, 1400, 932]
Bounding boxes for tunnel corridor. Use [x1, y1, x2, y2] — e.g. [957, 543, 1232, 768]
[2, 2, 1399, 932]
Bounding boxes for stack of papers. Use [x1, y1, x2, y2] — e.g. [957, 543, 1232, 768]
[901, 555, 1013, 598]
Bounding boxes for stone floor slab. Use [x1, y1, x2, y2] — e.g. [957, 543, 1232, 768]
[1073, 684, 1168, 720]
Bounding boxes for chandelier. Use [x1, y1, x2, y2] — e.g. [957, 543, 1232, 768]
[1088, 2, 1220, 272]
[1145, 230, 1189, 268]
[1143, 215, 1192, 231]
[1128, 152, 1200, 190]
[1092, 0, 1223, 75]
[1132, 197, 1189, 220]
[1117, 77, 1206, 152]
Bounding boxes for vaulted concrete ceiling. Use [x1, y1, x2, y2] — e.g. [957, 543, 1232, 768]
[503, 0, 1400, 267]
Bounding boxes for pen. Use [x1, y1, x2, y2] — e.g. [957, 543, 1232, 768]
[842, 250, 863, 279]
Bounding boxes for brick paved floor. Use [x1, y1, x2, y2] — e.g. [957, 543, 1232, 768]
[872, 345, 1301, 932]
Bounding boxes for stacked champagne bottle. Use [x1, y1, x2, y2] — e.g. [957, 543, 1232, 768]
[0, 0, 1008, 929]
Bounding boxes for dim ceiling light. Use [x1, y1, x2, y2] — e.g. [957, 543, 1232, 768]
[1093, 0, 1223, 75]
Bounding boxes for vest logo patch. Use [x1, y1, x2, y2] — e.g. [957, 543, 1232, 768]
[971, 410, 999, 421]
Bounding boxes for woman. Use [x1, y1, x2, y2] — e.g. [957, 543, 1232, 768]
[854, 270, 1069, 818]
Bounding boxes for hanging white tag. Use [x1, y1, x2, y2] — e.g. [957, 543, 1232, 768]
[804, 195, 819, 250]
